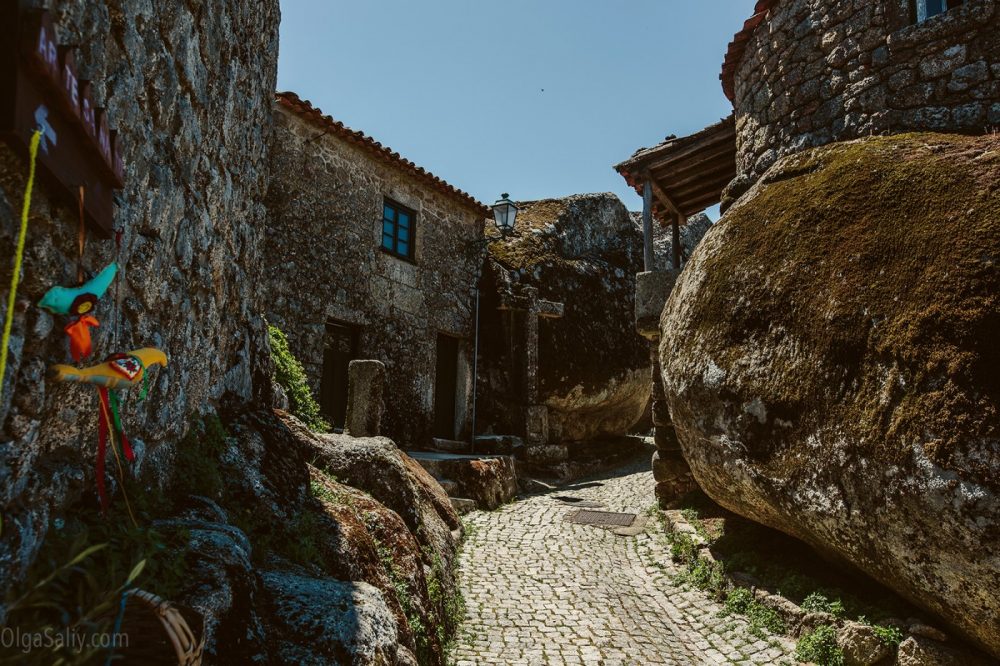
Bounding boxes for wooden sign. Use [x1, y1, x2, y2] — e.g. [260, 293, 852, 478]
[0, 5, 124, 237]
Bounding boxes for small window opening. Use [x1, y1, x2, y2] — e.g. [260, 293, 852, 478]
[915, 0, 968, 22]
[381, 199, 416, 261]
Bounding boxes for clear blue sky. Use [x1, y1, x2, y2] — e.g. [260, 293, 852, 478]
[277, 1, 753, 217]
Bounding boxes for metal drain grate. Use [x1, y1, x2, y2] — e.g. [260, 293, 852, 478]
[565, 509, 636, 528]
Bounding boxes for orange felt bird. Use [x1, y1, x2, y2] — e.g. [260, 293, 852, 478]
[65, 315, 99, 362]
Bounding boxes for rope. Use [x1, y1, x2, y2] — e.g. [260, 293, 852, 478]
[77, 186, 86, 285]
[0, 130, 42, 403]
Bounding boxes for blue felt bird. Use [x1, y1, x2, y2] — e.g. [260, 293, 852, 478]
[38, 263, 118, 316]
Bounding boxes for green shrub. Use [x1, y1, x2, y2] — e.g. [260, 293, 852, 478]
[802, 591, 847, 618]
[724, 587, 754, 615]
[859, 616, 905, 647]
[268, 324, 330, 432]
[796, 625, 844, 666]
[677, 557, 727, 600]
[723, 587, 787, 638]
[669, 531, 698, 564]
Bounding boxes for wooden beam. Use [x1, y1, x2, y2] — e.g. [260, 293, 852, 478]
[648, 179, 684, 222]
[648, 134, 736, 171]
[656, 156, 736, 192]
[642, 177, 655, 271]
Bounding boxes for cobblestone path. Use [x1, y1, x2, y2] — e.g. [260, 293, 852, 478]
[450, 456, 797, 666]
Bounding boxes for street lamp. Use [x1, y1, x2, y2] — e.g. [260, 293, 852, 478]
[491, 193, 518, 237]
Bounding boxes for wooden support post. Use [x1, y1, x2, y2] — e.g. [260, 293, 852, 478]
[642, 179, 654, 271]
[672, 212, 682, 270]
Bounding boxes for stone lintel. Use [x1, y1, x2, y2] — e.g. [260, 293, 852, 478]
[537, 300, 564, 319]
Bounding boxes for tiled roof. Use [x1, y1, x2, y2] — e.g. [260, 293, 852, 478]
[275, 91, 490, 217]
[720, 0, 781, 101]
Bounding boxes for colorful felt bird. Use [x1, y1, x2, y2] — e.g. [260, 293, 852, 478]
[50, 347, 167, 511]
[49, 347, 166, 389]
[39, 262, 117, 316]
[39, 263, 118, 364]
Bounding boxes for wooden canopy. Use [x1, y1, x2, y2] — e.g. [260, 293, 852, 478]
[615, 115, 736, 223]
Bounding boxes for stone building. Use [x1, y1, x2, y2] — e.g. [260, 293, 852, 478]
[723, 0, 1000, 183]
[263, 93, 490, 449]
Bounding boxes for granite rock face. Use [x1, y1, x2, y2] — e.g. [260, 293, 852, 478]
[0, 0, 279, 597]
[660, 133, 1000, 657]
[480, 193, 653, 443]
[145, 410, 462, 664]
[261, 573, 402, 666]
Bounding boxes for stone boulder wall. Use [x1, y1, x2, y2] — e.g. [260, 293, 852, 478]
[660, 133, 1000, 657]
[0, 0, 279, 593]
[485, 193, 651, 442]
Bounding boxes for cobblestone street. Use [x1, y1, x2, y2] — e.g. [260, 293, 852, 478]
[450, 455, 797, 666]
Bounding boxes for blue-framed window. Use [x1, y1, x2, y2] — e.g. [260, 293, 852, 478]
[915, 0, 967, 22]
[381, 199, 415, 261]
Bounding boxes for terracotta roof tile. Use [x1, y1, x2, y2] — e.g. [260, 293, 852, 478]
[275, 91, 490, 217]
[720, 0, 780, 101]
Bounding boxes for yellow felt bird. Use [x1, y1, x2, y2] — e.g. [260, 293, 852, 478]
[50, 347, 168, 389]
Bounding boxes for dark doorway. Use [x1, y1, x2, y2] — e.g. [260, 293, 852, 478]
[434, 334, 460, 439]
[321, 321, 359, 430]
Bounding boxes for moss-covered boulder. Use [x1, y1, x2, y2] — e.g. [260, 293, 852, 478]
[481, 193, 651, 442]
[660, 133, 1000, 657]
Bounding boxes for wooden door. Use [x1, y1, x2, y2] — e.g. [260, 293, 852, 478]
[434, 334, 459, 439]
[321, 321, 358, 430]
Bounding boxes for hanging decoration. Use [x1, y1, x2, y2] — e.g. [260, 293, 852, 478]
[51, 348, 167, 511]
[38, 262, 118, 362]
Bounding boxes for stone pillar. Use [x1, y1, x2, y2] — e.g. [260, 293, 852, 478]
[499, 286, 566, 464]
[344, 359, 386, 438]
[636, 269, 696, 508]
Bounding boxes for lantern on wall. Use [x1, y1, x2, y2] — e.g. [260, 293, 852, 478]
[491, 193, 518, 237]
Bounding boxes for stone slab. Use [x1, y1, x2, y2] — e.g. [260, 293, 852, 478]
[635, 270, 678, 340]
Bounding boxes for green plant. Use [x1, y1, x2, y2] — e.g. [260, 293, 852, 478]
[796, 625, 844, 666]
[722, 587, 787, 638]
[859, 616, 904, 647]
[676, 557, 727, 600]
[669, 531, 698, 564]
[724, 587, 754, 615]
[2, 523, 151, 665]
[802, 591, 847, 618]
[268, 324, 330, 432]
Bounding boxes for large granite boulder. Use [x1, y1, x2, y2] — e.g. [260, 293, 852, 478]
[482, 193, 652, 442]
[261, 572, 404, 666]
[660, 133, 1000, 657]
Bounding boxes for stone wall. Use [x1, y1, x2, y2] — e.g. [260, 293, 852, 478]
[0, 0, 279, 591]
[734, 0, 1000, 180]
[263, 105, 485, 449]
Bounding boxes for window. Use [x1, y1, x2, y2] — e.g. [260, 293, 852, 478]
[915, 0, 967, 22]
[381, 199, 415, 260]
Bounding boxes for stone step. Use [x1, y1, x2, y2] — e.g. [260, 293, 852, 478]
[430, 438, 471, 454]
[407, 451, 519, 511]
[450, 497, 477, 515]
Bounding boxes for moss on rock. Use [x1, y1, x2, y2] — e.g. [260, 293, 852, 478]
[660, 132, 1000, 657]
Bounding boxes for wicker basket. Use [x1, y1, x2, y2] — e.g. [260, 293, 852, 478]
[111, 589, 204, 665]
